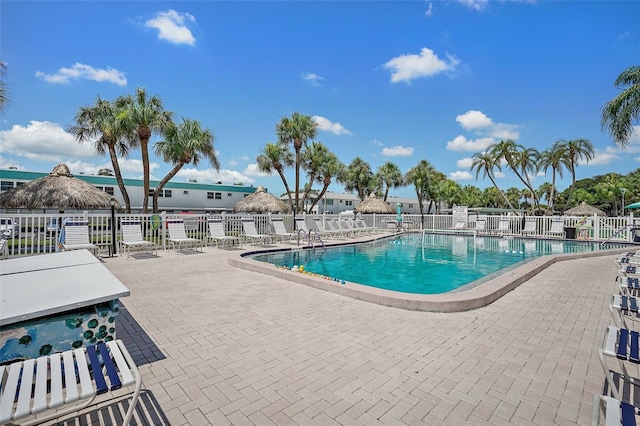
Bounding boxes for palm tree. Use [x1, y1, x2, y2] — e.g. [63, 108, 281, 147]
[405, 160, 435, 226]
[376, 162, 404, 202]
[470, 152, 516, 210]
[558, 138, 594, 209]
[117, 87, 173, 213]
[256, 143, 295, 209]
[152, 118, 219, 212]
[601, 65, 640, 147]
[0, 61, 9, 114]
[539, 140, 570, 212]
[300, 141, 329, 210]
[536, 182, 553, 209]
[71, 96, 134, 212]
[307, 150, 345, 214]
[276, 112, 317, 215]
[512, 147, 541, 210]
[342, 157, 375, 201]
[489, 140, 539, 209]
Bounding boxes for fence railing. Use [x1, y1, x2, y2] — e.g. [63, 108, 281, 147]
[0, 212, 637, 258]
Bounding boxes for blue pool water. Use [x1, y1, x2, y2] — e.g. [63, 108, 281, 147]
[250, 233, 622, 294]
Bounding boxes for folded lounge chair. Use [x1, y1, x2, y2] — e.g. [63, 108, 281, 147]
[206, 219, 241, 248]
[270, 217, 296, 243]
[119, 221, 156, 258]
[167, 219, 203, 252]
[241, 218, 273, 246]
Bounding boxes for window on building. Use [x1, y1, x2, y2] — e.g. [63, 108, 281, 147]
[207, 192, 215, 199]
[408, 204, 413, 208]
[1, 181, 14, 191]
[104, 187, 114, 195]
[148, 189, 155, 196]
[164, 190, 172, 198]
[325, 199, 334, 205]
[15, 182, 24, 187]
[183, 190, 189, 195]
[215, 192, 222, 200]
[345, 200, 353, 206]
[227, 193, 232, 197]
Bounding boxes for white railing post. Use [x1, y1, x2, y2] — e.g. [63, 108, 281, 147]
[161, 211, 167, 250]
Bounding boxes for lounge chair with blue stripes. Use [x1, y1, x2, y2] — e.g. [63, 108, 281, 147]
[591, 394, 640, 426]
[598, 325, 640, 403]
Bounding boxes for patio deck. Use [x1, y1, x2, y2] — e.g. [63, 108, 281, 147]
[46, 240, 628, 425]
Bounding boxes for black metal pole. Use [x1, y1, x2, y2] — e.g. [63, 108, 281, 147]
[111, 203, 117, 256]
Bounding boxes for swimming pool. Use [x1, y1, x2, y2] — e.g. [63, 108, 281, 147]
[250, 233, 622, 295]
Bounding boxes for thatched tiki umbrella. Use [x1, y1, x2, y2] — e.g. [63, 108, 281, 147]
[233, 186, 291, 213]
[564, 201, 606, 217]
[354, 193, 394, 214]
[0, 164, 122, 210]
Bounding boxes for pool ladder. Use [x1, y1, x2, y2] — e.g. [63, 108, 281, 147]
[298, 228, 325, 249]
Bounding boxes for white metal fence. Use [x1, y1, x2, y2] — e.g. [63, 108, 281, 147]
[0, 212, 637, 258]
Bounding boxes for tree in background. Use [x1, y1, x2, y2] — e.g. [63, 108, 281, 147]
[488, 140, 539, 210]
[376, 161, 404, 202]
[300, 141, 330, 209]
[470, 152, 515, 210]
[539, 140, 570, 213]
[276, 112, 317, 215]
[71, 96, 135, 213]
[256, 142, 294, 209]
[306, 150, 345, 214]
[601, 65, 640, 147]
[459, 184, 483, 208]
[342, 157, 375, 201]
[405, 160, 436, 226]
[117, 87, 173, 213]
[536, 182, 553, 209]
[0, 61, 9, 114]
[152, 118, 218, 213]
[558, 138, 594, 210]
[439, 179, 463, 211]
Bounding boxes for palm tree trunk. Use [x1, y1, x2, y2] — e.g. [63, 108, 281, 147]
[489, 174, 516, 210]
[108, 145, 132, 213]
[300, 173, 315, 211]
[276, 166, 294, 209]
[294, 148, 301, 215]
[152, 163, 184, 212]
[549, 171, 557, 212]
[141, 137, 150, 213]
[384, 185, 390, 202]
[308, 177, 331, 214]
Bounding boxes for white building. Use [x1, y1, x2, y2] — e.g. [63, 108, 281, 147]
[281, 191, 430, 215]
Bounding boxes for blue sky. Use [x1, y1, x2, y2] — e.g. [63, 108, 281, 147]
[1, 1, 639, 199]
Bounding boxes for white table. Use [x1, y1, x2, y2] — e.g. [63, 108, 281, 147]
[0, 250, 130, 327]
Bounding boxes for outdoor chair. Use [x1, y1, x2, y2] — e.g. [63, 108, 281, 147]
[269, 217, 296, 243]
[495, 218, 511, 236]
[474, 219, 486, 234]
[0, 339, 142, 426]
[545, 217, 566, 238]
[451, 221, 467, 230]
[609, 294, 640, 330]
[325, 219, 349, 239]
[598, 325, 640, 402]
[591, 394, 640, 426]
[119, 221, 156, 258]
[241, 218, 273, 246]
[295, 218, 312, 237]
[206, 219, 241, 248]
[167, 219, 203, 253]
[62, 221, 98, 255]
[356, 218, 375, 234]
[521, 218, 537, 236]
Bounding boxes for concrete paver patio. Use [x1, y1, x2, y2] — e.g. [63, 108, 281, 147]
[51, 241, 629, 425]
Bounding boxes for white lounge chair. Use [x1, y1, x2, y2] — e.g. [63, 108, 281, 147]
[591, 394, 640, 426]
[241, 218, 273, 245]
[521, 218, 537, 236]
[119, 221, 156, 258]
[495, 218, 511, 236]
[270, 218, 296, 243]
[451, 221, 467, 230]
[206, 219, 241, 248]
[545, 217, 566, 238]
[598, 325, 640, 402]
[167, 219, 203, 252]
[474, 219, 486, 234]
[62, 221, 98, 255]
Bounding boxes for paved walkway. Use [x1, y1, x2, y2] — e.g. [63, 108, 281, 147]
[55, 242, 626, 425]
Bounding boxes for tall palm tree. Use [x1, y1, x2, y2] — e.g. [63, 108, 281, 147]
[256, 143, 295, 209]
[117, 87, 173, 213]
[152, 118, 219, 212]
[558, 138, 594, 209]
[470, 152, 516, 210]
[71, 96, 134, 212]
[488, 140, 538, 208]
[601, 65, 640, 147]
[513, 147, 541, 210]
[539, 140, 570, 212]
[300, 141, 329, 209]
[405, 160, 435, 226]
[342, 157, 375, 201]
[376, 161, 404, 202]
[307, 150, 345, 214]
[276, 112, 317, 215]
[0, 61, 9, 114]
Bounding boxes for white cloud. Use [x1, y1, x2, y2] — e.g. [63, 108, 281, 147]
[381, 146, 414, 157]
[494, 171, 506, 179]
[456, 157, 473, 168]
[35, 63, 127, 86]
[369, 139, 384, 146]
[446, 135, 495, 152]
[145, 9, 196, 46]
[457, 0, 489, 11]
[240, 155, 250, 161]
[243, 163, 270, 177]
[383, 47, 460, 83]
[176, 166, 256, 185]
[456, 110, 492, 130]
[449, 171, 473, 181]
[425, 2, 433, 16]
[0, 121, 97, 161]
[302, 72, 323, 87]
[229, 160, 238, 166]
[583, 147, 620, 166]
[312, 116, 351, 135]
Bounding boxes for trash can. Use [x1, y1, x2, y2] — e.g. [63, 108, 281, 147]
[564, 226, 576, 240]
